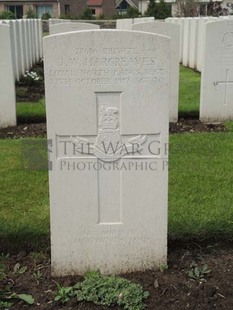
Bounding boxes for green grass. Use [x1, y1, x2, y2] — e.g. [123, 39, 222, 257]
[179, 65, 201, 118]
[0, 139, 49, 250]
[17, 99, 46, 124]
[0, 65, 230, 250]
[169, 130, 233, 238]
[1, 127, 233, 249]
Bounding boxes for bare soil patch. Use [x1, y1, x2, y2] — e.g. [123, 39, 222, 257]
[1, 241, 232, 310]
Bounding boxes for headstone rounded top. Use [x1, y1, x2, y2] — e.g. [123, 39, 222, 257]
[49, 22, 100, 35]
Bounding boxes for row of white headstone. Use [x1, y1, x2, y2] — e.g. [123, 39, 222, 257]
[116, 17, 233, 122]
[0, 19, 43, 81]
[0, 20, 43, 128]
[166, 16, 233, 72]
[166, 17, 233, 121]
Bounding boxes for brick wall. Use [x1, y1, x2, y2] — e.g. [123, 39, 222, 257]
[60, 0, 86, 17]
[102, 0, 115, 17]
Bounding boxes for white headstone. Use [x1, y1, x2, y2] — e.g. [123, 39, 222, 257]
[34, 19, 39, 62]
[189, 18, 199, 69]
[22, 20, 30, 70]
[7, 20, 20, 81]
[166, 17, 183, 63]
[50, 22, 100, 35]
[182, 18, 191, 67]
[18, 20, 26, 74]
[116, 18, 133, 30]
[27, 20, 33, 68]
[133, 17, 155, 24]
[44, 30, 170, 276]
[196, 17, 218, 72]
[38, 19, 43, 59]
[49, 18, 71, 28]
[200, 20, 233, 121]
[0, 24, 16, 128]
[132, 22, 180, 123]
[31, 20, 36, 65]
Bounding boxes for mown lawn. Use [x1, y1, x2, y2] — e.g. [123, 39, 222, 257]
[17, 98, 46, 124]
[1, 128, 233, 249]
[169, 128, 233, 238]
[179, 65, 200, 118]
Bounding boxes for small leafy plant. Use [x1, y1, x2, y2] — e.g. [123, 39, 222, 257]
[160, 264, 168, 272]
[13, 263, 28, 274]
[0, 253, 10, 261]
[0, 263, 6, 281]
[54, 283, 75, 304]
[188, 262, 211, 281]
[33, 270, 43, 284]
[55, 271, 149, 310]
[0, 262, 34, 308]
[0, 301, 13, 309]
[0, 288, 34, 307]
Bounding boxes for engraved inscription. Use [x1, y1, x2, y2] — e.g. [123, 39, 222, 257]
[47, 47, 169, 87]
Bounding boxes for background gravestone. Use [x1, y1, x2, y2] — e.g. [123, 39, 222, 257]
[116, 18, 133, 30]
[0, 24, 16, 128]
[132, 22, 180, 123]
[200, 20, 233, 121]
[49, 22, 100, 35]
[44, 30, 170, 276]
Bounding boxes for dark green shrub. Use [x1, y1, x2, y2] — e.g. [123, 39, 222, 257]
[81, 8, 94, 20]
[145, 0, 171, 19]
[0, 10, 16, 19]
[41, 12, 51, 20]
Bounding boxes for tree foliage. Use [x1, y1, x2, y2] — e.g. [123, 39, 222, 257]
[174, 0, 199, 17]
[0, 10, 16, 19]
[26, 7, 37, 18]
[80, 8, 93, 20]
[126, 6, 139, 18]
[145, 0, 171, 19]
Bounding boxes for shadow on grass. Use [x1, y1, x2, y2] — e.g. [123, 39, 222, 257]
[179, 110, 199, 120]
[1, 230, 233, 255]
[0, 231, 50, 254]
[17, 115, 47, 125]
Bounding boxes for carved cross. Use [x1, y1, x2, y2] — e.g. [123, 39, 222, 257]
[56, 92, 161, 225]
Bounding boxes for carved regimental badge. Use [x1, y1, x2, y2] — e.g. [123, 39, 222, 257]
[71, 105, 147, 162]
[222, 24, 233, 50]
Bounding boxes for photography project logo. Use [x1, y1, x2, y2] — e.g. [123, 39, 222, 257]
[56, 105, 168, 172]
[21, 105, 169, 172]
[21, 139, 52, 171]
